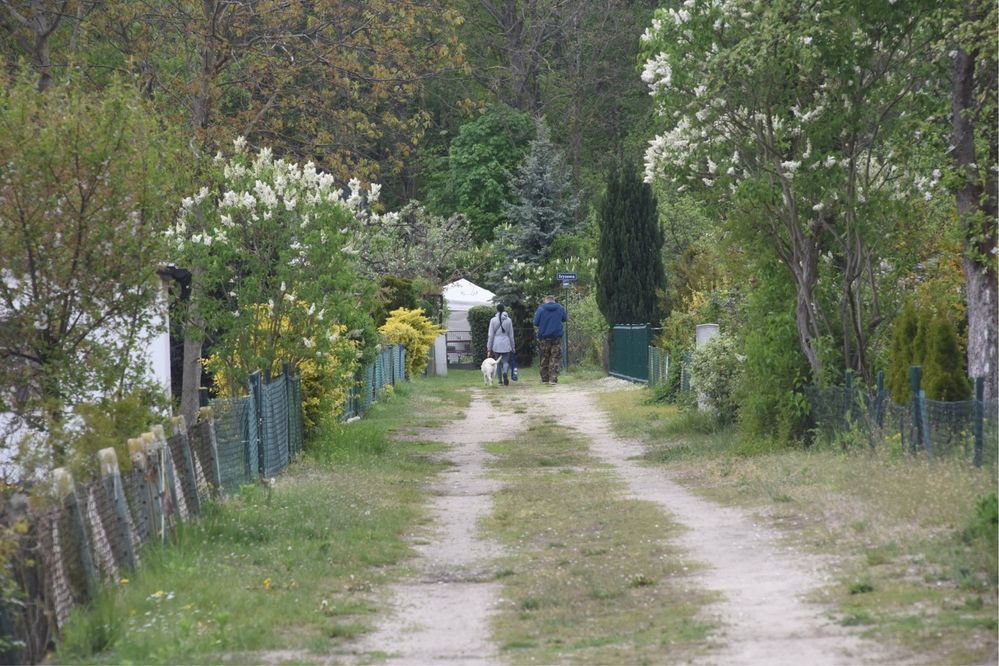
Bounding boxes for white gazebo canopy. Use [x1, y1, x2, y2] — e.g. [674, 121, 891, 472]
[441, 278, 496, 332]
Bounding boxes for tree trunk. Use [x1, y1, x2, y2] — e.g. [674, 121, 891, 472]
[793, 278, 823, 379]
[179, 323, 203, 429]
[952, 37, 998, 403]
[179, 1, 218, 423]
[963, 257, 997, 403]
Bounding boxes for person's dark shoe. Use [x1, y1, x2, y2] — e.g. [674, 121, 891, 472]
[502, 373, 509, 385]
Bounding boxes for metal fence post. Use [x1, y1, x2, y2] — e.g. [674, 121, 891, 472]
[909, 366, 924, 453]
[875, 370, 885, 429]
[919, 389, 932, 456]
[973, 377, 984, 468]
[843, 369, 854, 426]
[283, 361, 293, 457]
[249, 371, 264, 477]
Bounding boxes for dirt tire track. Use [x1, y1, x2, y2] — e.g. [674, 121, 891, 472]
[540, 383, 897, 666]
[352, 393, 522, 665]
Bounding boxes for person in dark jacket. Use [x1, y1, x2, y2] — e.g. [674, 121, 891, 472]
[533, 295, 566, 385]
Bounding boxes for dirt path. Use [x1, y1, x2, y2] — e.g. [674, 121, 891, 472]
[355, 378, 891, 665]
[354, 394, 522, 665]
[539, 384, 889, 666]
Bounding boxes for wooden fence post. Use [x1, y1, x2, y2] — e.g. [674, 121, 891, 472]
[154, 425, 185, 522]
[127, 437, 152, 544]
[171, 416, 201, 516]
[98, 448, 137, 571]
[197, 407, 222, 492]
[140, 431, 167, 542]
[53, 468, 98, 601]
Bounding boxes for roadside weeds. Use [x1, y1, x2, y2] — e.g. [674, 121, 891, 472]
[598, 389, 999, 665]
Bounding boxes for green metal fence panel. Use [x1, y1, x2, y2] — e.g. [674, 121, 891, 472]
[288, 374, 304, 454]
[648, 347, 669, 386]
[609, 324, 651, 382]
[210, 397, 257, 493]
[260, 374, 290, 478]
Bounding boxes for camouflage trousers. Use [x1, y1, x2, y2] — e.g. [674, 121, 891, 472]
[538, 337, 562, 383]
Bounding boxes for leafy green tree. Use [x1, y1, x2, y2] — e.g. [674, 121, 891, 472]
[353, 201, 474, 284]
[887, 301, 970, 402]
[374, 277, 419, 327]
[641, 0, 943, 382]
[428, 104, 534, 241]
[452, 0, 655, 200]
[596, 167, 664, 325]
[0, 76, 187, 447]
[736, 258, 811, 444]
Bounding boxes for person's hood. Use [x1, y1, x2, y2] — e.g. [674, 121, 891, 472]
[541, 302, 561, 311]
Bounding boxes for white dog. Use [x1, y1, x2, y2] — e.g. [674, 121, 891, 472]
[480, 356, 498, 386]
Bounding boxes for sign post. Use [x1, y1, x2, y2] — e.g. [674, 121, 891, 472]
[556, 273, 577, 369]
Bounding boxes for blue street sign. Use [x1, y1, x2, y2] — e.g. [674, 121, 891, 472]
[556, 272, 577, 282]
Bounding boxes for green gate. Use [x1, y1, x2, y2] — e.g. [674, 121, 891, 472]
[609, 324, 651, 382]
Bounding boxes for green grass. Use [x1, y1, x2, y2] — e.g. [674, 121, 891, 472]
[56, 374, 472, 664]
[597, 386, 999, 664]
[481, 418, 715, 664]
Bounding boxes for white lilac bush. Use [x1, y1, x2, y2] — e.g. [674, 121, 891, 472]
[170, 139, 381, 402]
[639, 0, 945, 381]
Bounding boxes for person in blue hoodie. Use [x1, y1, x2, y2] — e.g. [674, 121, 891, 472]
[533, 295, 567, 385]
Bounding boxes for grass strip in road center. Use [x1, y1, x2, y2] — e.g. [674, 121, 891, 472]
[482, 418, 715, 664]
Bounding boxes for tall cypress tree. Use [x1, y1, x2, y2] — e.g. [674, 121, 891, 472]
[596, 167, 665, 325]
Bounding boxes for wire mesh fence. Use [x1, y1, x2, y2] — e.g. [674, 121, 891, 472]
[341, 344, 406, 421]
[806, 369, 997, 467]
[0, 348, 416, 663]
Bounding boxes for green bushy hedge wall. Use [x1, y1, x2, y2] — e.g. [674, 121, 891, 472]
[468, 305, 495, 365]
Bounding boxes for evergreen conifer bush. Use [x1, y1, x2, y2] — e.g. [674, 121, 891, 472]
[596, 167, 665, 326]
[887, 301, 970, 402]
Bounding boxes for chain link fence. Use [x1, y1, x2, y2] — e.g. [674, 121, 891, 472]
[806, 369, 997, 467]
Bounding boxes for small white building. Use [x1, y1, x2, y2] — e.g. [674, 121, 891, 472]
[441, 279, 495, 366]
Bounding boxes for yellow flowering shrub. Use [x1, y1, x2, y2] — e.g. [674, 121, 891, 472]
[378, 307, 444, 379]
[204, 299, 359, 428]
